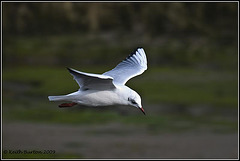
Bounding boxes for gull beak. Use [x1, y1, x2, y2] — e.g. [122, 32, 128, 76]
[139, 107, 146, 115]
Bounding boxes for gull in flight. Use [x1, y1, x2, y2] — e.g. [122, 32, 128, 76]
[48, 47, 147, 115]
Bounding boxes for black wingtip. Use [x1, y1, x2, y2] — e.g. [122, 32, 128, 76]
[66, 67, 76, 74]
[66, 67, 71, 72]
[126, 47, 142, 59]
[125, 47, 144, 60]
[134, 47, 144, 53]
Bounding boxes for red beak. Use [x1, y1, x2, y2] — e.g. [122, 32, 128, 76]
[139, 107, 146, 115]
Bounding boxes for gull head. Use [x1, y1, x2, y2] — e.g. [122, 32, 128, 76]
[127, 90, 145, 115]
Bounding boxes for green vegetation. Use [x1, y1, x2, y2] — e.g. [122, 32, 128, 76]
[3, 104, 237, 134]
[3, 33, 238, 69]
[2, 65, 238, 133]
[3, 3, 238, 37]
[3, 66, 238, 107]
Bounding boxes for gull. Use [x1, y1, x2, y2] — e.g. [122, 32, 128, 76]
[48, 47, 147, 115]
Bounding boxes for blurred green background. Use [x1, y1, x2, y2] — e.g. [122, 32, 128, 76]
[2, 2, 238, 159]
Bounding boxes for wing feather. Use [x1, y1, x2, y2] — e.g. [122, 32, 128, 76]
[67, 68, 116, 90]
[103, 47, 147, 85]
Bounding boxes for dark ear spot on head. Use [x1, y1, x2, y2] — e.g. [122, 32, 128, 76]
[128, 98, 137, 105]
[132, 100, 137, 104]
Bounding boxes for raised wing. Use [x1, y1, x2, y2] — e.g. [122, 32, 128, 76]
[103, 47, 147, 85]
[67, 68, 116, 91]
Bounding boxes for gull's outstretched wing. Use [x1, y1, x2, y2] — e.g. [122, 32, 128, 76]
[67, 68, 116, 90]
[103, 47, 147, 85]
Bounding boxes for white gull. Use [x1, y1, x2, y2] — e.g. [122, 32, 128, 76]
[48, 47, 147, 115]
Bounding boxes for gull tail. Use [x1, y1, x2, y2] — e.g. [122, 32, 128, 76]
[48, 95, 67, 101]
[48, 95, 78, 108]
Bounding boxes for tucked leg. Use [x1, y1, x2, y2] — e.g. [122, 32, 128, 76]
[59, 102, 77, 108]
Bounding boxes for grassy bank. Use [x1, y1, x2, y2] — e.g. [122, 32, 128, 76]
[2, 65, 238, 134]
[3, 66, 238, 107]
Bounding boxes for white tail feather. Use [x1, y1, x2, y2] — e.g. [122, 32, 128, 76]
[48, 95, 66, 101]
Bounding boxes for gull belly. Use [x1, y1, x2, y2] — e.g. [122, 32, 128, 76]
[72, 89, 126, 106]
